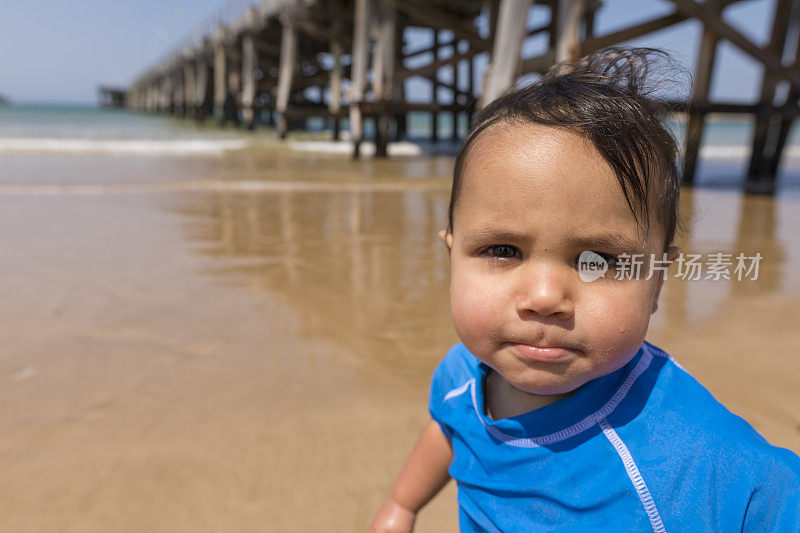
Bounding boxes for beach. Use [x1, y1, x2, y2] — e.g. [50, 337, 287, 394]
[1, 107, 800, 531]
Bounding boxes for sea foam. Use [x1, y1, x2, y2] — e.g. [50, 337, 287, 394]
[0, 137, 247, 156]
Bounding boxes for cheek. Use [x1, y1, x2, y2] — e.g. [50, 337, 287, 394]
[449, 266, 504, 345]
[583, 286, 654, 356]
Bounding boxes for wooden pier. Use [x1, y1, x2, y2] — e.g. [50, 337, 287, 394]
[127, 0, 800, 193]
[97, 86, 126, 108]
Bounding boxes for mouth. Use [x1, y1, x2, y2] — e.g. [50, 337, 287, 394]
[505, 342, 575, 363]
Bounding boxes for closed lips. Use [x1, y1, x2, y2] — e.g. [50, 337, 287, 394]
[507, 343, 576, 362]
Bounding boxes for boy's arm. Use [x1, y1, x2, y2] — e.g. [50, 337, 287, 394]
[368, 418, 453, 533]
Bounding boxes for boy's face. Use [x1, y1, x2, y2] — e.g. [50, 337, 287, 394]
[442, 122, 679, 396]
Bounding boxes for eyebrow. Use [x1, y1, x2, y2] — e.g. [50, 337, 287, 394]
[567, 233, 645, 251]
[462, 229, 532, 247]
[463, 228, 645, 251]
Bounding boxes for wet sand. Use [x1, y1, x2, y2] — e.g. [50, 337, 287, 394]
[1, 145, 799, 531]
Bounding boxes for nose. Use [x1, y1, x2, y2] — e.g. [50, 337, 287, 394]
[515, 262, 574, 318]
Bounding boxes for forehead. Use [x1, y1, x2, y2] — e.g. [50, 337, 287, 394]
[455, 122, 655, 246]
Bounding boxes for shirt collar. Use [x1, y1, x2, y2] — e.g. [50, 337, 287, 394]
[467, 343, 656, 446]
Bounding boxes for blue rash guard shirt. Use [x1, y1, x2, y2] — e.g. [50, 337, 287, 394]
[428, 341, 800, 532]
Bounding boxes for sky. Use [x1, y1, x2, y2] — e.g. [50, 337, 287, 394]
[0, 0, 783, 105]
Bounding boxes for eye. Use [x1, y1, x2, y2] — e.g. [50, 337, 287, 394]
[576, 251, 620, 270]
[482, 244, 521, 260]
[593, 252, 619, 269]
[592, 250, 619, 270]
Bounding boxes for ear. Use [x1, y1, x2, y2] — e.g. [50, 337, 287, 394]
[651, 246, 681, 314]
[438, 229, 453, 252]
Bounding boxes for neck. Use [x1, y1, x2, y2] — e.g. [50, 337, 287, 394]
[485, 368, 571, 420]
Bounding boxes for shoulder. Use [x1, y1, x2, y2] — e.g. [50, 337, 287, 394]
[427, 343, 482, 435]
[639, 341, 800, 485]
[623, 343, 800, 527]
[429, 342, 481, 400]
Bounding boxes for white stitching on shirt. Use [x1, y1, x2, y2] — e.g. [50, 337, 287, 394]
[599, 417, 667, 532]
[444, 380, 473, 401]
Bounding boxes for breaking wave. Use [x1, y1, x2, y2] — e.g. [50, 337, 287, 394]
[0, 137, 248, 156]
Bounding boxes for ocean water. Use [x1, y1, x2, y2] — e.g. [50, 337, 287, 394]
[2, 104, 800, 190]
[0, 104, 253, 156]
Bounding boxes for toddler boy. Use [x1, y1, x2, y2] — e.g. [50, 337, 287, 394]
[369, 48, 800, 532]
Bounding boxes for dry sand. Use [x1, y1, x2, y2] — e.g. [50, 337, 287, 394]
[1, 146, 799, 531]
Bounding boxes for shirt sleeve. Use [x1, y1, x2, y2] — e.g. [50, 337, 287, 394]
[741, 449, 800, 531]
[427, 347, 459, 442]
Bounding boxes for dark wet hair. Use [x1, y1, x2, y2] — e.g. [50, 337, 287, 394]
[448, 47, 682, 249]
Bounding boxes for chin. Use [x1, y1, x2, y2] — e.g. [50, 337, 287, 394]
[526, 383, 582, 396]
[507, 371, 587, 396]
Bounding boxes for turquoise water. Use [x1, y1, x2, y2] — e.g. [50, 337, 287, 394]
[2, 104, 800, 189]
[0, 104, 244, 140]
[0, 104, 775, 144]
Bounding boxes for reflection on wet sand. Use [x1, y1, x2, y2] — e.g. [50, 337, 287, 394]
[169, 188, 456, 381]
[656, 188, 791, 328]
[1, 147, 799, 532]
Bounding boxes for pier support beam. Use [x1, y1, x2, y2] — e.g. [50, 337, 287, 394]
[227, 51, 242, 126]
[466, 50, 476, 128]
[162, 76, 174, 114]
[153, 79, 160, 113]
[746, 0, 796, 193]
[669, 0, 800, 91]
[276, 6, 298, 140]
[555, 0, 586, 63]
[373, 0, 396, 157]
[146, 83, 154, 113]
[431, 30, 441, 142]
[682, 0, 722, 186]
[152, 82, 159, 112]
[194, 55, 212, 121]
[482, 0, 532, 105]
[454, 47, 466, 142]
[241, 32, 258, 130]
[329, 1, 344, 141]
[174, 71, 186, 117]
[214, 28, 230, 126]
[183, 60, 196, 119]
[156, 79, 164, 113]
[584, 0, 598, 39]
[349, 0, 370, 158]
[766, 83, 800, 189]
[395, 24, 407, 141]
[329, 39, 344, 140]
